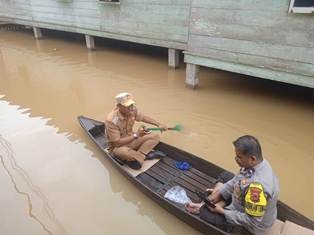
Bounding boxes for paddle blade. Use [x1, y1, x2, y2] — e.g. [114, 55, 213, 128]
[169, 124, 183, 131]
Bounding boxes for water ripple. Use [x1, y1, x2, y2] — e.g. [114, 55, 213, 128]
[0, 136, 67, 235]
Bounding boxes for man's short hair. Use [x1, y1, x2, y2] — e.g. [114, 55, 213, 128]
[233, 135, 263, 160]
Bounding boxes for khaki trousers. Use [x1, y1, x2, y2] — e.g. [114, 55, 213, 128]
[113, 133, 160, 165]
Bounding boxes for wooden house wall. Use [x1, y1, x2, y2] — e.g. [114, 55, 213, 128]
[0, 0, 190, 49]
[185, 0, 314, 87]
[0, 0, 32, 21]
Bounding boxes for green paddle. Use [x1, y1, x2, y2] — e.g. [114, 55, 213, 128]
[146, 124, 182, 132]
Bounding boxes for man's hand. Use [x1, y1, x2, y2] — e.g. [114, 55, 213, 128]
[185, 202, 204, 215]
[207, 188, 222, 204]
[207, 203, 225, 215]
[158, 123, 168, 131]
[136, 126, 149, 137]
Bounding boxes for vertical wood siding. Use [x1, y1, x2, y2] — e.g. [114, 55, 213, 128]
[1, 0, 189, 48]
[187, 0, 314, 87]
[0, 0, 32, 21]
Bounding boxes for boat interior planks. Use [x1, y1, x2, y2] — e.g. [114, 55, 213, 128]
[137, 156, 217, 201]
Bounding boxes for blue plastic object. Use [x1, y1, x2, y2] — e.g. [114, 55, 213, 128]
[175, 161, 191, 171]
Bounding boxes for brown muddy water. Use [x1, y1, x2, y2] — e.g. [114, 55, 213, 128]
[0, 28, 313, 235]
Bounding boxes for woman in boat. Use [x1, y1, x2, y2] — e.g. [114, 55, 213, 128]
[105, 92, 167, 170]
[186, 135, 279, 235]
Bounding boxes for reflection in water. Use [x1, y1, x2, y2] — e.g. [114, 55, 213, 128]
[0, 136, 57, 235]
[0, 28, 313, 235]
[0, 101, 68, 234]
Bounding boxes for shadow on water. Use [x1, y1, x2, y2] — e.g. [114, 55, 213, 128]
[200, 67, 314, 100]
[39, 28, 169, 59]
[1, 25, 182, 65]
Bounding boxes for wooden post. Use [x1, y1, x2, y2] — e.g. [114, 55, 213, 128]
[33, 27, 43, 39]
[186, 63, 199, 89]
[168, 48, 179, 68]
[85, 35, 95, 50]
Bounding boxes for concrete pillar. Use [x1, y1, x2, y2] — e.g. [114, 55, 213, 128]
[33, 27, 43, 39]
[168, 48, 179, 68]
[35, 40, 43, 52]
[85, 35, 95, 50]
[186, 63, 200, 89]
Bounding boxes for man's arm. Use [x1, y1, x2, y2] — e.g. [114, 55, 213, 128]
[142, 115, 167, 130]
[218, 176, 237, 201]
[106, 120, 150, 147]
[112, 135, 136, 147]
[217, 182, 268, 231]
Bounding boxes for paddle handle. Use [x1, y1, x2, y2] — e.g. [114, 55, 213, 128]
[146, 127, 176, 131]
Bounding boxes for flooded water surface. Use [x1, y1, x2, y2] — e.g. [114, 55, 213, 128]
[0, 29, 313, 235]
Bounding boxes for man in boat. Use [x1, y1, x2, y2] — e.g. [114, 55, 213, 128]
[186, 135, 279, 235]
[105, 92, 167, 170]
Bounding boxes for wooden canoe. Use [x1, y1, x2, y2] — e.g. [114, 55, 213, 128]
[78, 116, 314, 235]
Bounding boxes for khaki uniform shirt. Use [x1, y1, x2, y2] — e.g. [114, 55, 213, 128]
[105, 107, 144, 149]
[219, 160, 279, 235]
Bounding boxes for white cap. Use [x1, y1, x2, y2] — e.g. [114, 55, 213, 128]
[115, 92, 135, 107]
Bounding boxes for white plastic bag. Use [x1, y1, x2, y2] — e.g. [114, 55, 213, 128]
[164, 186, 191, 204]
